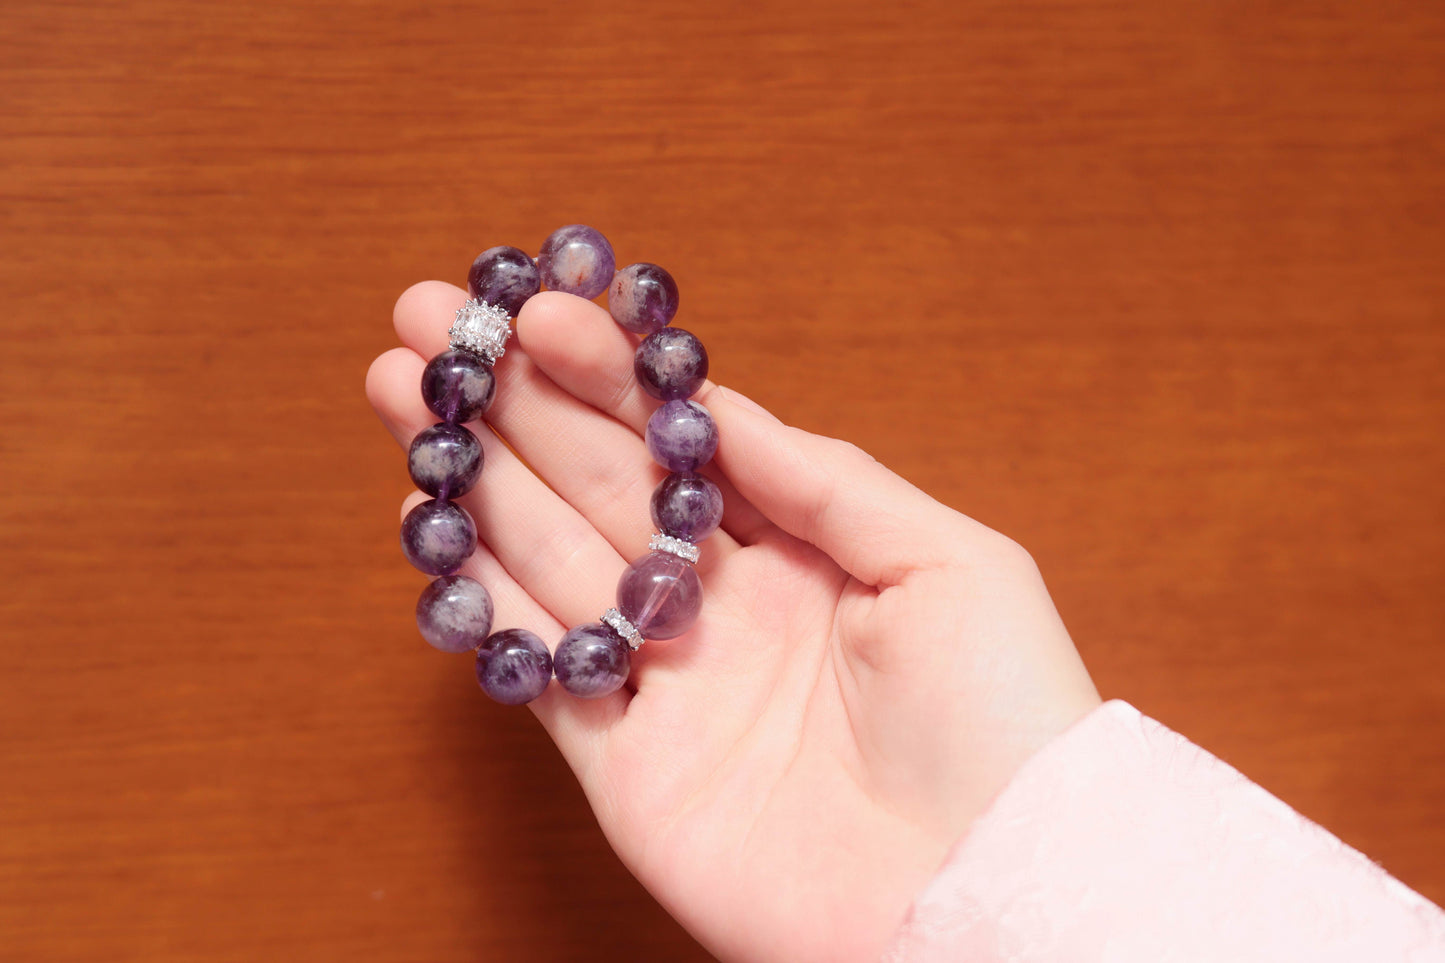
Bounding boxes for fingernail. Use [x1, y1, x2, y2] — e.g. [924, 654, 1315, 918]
[719, 386, 781, 423]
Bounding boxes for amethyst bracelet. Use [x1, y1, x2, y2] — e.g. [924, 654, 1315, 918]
[400, 225, 720, 705]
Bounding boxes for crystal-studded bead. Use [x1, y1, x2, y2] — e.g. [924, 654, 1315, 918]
[601, 607, 644, 650]
[449, 299, 513, 364]
[649, 533, 701, 564]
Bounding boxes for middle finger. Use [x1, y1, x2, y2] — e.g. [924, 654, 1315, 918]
[392, 281, 742, 570]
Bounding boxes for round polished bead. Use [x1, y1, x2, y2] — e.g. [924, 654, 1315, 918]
[538, 224, 615, 299]
[651, 472, 724, 542]
[609, 262, 679, 336]
[408, 423, 483, 499]
[415, 575, 493, 653]
[635, 327, 708, 401]
[467, 245, 541, 318]
[616, 551, 703, 640]
[475, 628, 553, 705]
[421, 349, 496, 423]
[645, 400, 719, 472]
[554, 623, 631, 698]
[400, 498, 477, 576]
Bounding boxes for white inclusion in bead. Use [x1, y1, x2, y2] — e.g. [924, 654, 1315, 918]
[449, 299, 512, 364]
[648, 533, 701, 564]
[601, 607, 645, 651]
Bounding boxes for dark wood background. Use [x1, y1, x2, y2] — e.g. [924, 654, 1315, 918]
[2, 1, 1441, 959]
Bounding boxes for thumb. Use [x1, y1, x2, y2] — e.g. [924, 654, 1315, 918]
[707, 386, 975, 587]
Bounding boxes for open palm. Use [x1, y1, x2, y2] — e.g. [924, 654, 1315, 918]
[367, 283, 1100, 962]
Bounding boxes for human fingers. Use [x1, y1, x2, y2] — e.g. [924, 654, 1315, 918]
[366, 346, 632, 658]
[392, 489, 627, 763]
[703, 386, 996, 588]
[504, 290, 775, 547]
[369, 344, 737, 706]
[391, 282, 744, 567]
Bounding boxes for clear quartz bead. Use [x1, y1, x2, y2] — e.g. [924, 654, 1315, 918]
[615, 551, 703, 640]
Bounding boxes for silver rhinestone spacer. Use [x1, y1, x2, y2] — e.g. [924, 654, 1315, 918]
[449, 299, 512, 364]
[648, 533, 700, 564]
[601, 607, 645, 650]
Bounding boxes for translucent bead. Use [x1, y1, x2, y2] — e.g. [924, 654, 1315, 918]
[467, 245, 541, 318]
[651, 472, 723, 542]
[415, 575, 493, 653]
[616, 551, 703, 640]
[408, 423, 483, 499]
[475, 628, 553, 705]
[554, 623, 631, 698]
[645, 399, 718, 472]
[421, 349, 496, 423]
[538, 224, 615, 299]
[634, 327, 708, 401]
[608, 262, 679, 336]
[400, 498, 476, 576]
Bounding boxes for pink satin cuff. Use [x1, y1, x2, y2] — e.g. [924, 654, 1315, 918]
[883, 700, 1445, 961]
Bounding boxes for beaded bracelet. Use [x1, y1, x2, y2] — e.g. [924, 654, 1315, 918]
[398, 225, 721, 705]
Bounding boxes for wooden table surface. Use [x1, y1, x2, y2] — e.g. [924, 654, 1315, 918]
[2, 1, 1441, 959]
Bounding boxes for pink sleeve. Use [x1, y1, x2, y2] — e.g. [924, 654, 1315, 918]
[882, 700, 1445, 962]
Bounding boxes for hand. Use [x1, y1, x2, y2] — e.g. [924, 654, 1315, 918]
[366, 282, 1101, 963]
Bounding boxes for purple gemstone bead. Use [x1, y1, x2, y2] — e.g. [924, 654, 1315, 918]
[651, 472, 724, 542]
[608, 262, 679, 336]
[408, 423, 483, 499]
[634, 327, 708, 401]
[554, 623, 631, 698]
[467, 245, 541, 318]
[400, 499, 477, 576]
[645, 400, 719, 472]
[616, 551, 703, 640]
[475, 628, 553, 705]
[538, 224, 615, 299]
[415, 575, 493, 653]
[421, 349, 496, 424]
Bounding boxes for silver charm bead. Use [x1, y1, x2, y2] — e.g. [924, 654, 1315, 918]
[648, 533, 700, 564]
[601, 607, 645, 650]
[449, 298, 512, 364]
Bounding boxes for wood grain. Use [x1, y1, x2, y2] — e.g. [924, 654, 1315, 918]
[1, 1, 1441, 958]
